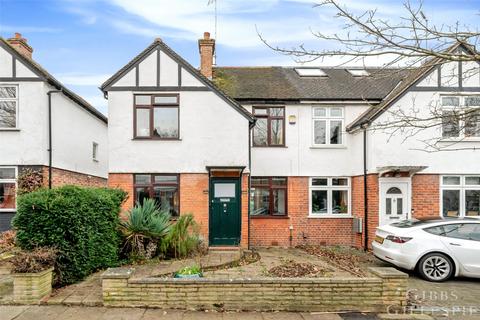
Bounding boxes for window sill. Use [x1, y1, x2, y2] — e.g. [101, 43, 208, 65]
[310, 145, 346, 149]
[308, 214, 352, 219]
[0, 128, 20, 132]
[250, 215, 289, 219]
[252, 145, 288, 148]
[438, 138, 480, 143]
[132, 138, 182, 141]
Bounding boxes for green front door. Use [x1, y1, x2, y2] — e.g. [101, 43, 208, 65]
[209, 178, 241, 246]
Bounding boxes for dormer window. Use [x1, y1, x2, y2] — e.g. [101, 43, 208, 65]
[295, 68, 327, 77]
[347, 69, 370, 77]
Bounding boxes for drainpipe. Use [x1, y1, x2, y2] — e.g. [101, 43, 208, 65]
[47, 90, 62, 189]
[363, 126, 369, 251]
[247, 124, 253, 250]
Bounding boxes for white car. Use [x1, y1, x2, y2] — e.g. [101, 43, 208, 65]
[372, 217, 480, 282]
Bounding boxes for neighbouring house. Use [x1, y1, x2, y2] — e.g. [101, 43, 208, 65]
[0, 33, 108, 231]
[103, 32, 480, 249]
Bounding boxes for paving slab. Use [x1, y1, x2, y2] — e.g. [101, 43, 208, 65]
[302, 312, 343, 320]
[15, 305, 68, 320]
[0, 305, 29, 320]
[55, 306, 107, 320]
[101, 307, 145, 320]
[183, 310, 223, 320]
[222, 311, 264, 320]
[262, 311, 304, 320]
[142, 308, 184, 320]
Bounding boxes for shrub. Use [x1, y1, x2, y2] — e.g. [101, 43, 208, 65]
[120, 199, 171, 260]
[17, 168, 44, 195]
[13, 186, 127, 286]
[10, 247, 56, 273]
[0, 230, 16, 254]
[176, 264, 202, 276]
[161, 214, 201, 259]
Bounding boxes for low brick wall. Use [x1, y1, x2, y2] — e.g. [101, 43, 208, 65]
[102, 267, 407, 312]
[12, 267, 53, 304]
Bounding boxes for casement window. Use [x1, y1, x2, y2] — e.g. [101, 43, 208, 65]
[441, 96, 480, 139]
[251, 177, 287, 216]
[0, 85, 18, 129]
[134, 174, 179, 217]
[441, 175, 480, 218]
[0, 167, 16, 212]
[312, 107, 344, 146]
[252, 107, 285, 147]
[309, 177, 350, 216]
[92, 142, 99, 161]
[134, 94, 179, 139]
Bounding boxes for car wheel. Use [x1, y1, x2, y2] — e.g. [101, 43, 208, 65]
[418, 253, 454, 282]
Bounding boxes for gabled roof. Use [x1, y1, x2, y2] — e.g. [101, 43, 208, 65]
[100, 39, 254, 124]
[213, 67, 407, 102]
[0, 37, 107, 124]
[347, 42, 475, 131]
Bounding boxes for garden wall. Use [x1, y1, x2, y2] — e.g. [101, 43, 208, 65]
[102, 267, 407, 312]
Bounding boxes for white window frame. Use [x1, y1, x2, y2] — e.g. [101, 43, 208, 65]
[0, 85, 19, 129]
[0, 166, 17, 212]
[440, 175, 480, 218]
[312, 107, 345, 147]
[92, 142, 99, 162]
[309, 177, 351, 218]
[441, 95, 480, 140]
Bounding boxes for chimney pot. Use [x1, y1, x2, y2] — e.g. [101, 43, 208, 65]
[198, 31, 215, 79]
[7, 33, 33, 59]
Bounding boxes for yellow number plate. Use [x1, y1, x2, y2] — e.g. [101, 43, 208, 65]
[375, 236, 384, 244]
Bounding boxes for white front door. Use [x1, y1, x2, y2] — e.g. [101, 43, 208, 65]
[379, 179, 411, 226]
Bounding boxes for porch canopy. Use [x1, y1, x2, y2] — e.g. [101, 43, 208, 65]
[206, 166, 246, 178]
[377, 166, 428, 177]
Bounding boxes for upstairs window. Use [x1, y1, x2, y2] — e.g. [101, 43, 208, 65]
[134, 94, 179, 139]
[253, 107, 285, 147]
[441, 96, 480, 139]
[0, 86, 18, 129]
[0, 167, 16, 212]
[92, 142, 99, 161]
[134, 174, 179, 217]
[312, 107, 344, 146]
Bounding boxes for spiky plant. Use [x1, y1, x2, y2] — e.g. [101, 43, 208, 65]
[161, 214, 200, 259]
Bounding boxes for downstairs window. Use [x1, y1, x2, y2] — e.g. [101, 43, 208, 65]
[134, 174, 179, 217]
[309, 177, 350, 216]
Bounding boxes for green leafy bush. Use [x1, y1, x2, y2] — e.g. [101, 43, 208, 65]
[161, 214, 201, 259]
[13, 186, 126, 286]
[120, 199, 171, 260]
[176, 264, 202, 276]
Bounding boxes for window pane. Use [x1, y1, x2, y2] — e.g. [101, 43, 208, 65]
[330, 120, 342, 144]
[442, 111, 460, 138]
[153, 96, 178, 104]
[313, 108, 326, 117]
[397, 198, 403, 215]
[330, 108, 343, 117]
[465, 96, 480, 107]
[465, 190, 480, 216]
[443, 190, 460, 217]
[441, 96, 460, 106]
[0, 168, 15, 179]
[332, 178, 348, 186]
[252, 177, 269, 186]
[153, 107, 178, 138]
[314, 120, 326, 144]
[270, 119, 284, 145]
[270, 108, 284, 117]
[135, 186, 150, 205]
[312, 190, 328, 214]
[0, 87, 16, 98]
[444, 224, 480, 241]
[214, 183, 236, 198]
[312, 178, 327, 186]
[135, 174, 151, 185]
[136, 108, 150, 137]
[386, 198, 392, 215]
[273, 189, 286, 215]
[272, 177, 287, 186]
[0, 183, 16, 210]
[253, 118, 268, 146]
[135, 95, 151, 105]
[0, 101, 16, 128]
[443, 176, 460, 185]
[252, 188, 270, 216]
[153, 186, 179, 216]
[332, 190, 348, 214]
[464, 110, 480, 137]
[466, 177, 480, 185]
[253, 108, 268, 116]
[387, 187, 402, 194]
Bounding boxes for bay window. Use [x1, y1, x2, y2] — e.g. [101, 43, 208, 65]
[312, 107, 344, 146]
[441, 175, 480, 217]
[134, 94, 179, 139]
[309, 177, 350, 216]
[134, 174, 179, 217]
[0, 168, 16, 211]
[251, 177, 287, 216]
[441, 96, 480, 139]
[0, 86, 18, 129]
[252, 107, 285, 147]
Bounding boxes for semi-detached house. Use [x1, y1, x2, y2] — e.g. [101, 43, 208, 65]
[99, 32, 479, 249]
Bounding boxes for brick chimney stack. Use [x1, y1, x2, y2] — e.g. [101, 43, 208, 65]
[6, 33, 33, 59]
[198, 32, 215, 79]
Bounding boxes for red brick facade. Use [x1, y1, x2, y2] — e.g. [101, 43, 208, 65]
[411, 174, 440, 218]
[42, 166, 107, 188]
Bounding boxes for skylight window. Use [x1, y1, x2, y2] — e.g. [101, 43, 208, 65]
[295, 68, 327, 77]
[347, 69, 370, 77]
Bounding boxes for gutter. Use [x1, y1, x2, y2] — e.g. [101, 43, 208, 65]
[363, 126, 369, 251]
[47, 90, 62, 189]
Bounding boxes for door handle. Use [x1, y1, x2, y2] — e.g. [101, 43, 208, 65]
[449, 243, 461, 246]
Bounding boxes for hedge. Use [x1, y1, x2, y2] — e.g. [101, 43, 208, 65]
[13, 185, 127, 286]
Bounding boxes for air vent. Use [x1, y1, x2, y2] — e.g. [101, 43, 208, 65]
[295, 68, 327, 77]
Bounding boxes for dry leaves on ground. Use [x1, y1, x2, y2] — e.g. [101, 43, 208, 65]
[0, 230, 16, 254]
[298, 245, 368, 277]
[268, 259, 332, 278]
